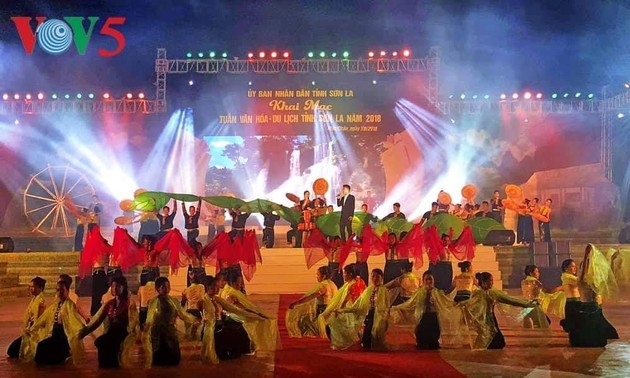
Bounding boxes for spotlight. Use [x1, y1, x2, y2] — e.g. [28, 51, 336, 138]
[588, 93, 594, 99]
[372, 80, 377, 85]
[188, 79, 194, 86]
[625, 82, 630, 89]
[448, 95, 454, 99]
[380, 51, 386, 57]
[311, 81, 316, 86]
[186, 52, 192, 58]
[126, 93, 133, 99]
[248, 81, 252, 86]
[460, 94, 466, 99]
[483, 94, 490, 99]
[512, 93, 519, 99]
[392, 51, 398, 57]
[103, 93, 110, 99]
[14, 119, 19, 125]
[222, 52, 228, 58]
[138, 92, 145, 99]
[283, 52, 290, 58]
[472, 95, 478, 99]
[331, 52, 337, 58]
[523, 92, 532, 100]
[14, 94, 20, 100]
[25, 93, 32, 100]
[37, 92, 44, 100]
[402, 49, 411, 57]
[319, 51, 326, 58]
[536, 93, 543, 99]
[88, 93, 94, 99]
[64, 94, 70, 99]
[308, 52, 314, 58]
[368, 51, 375, 58]
[618, 113, 625, 119]
[2, 93, 8, 100]
[342, 51, 349, 58]
[209, 51, 216, 58]
[259, 51, 265, 58]
[52, 94, 58, 100]
[575, 92, 581, 98]
[76, 93, 82, 99]
[551, 93, 558, 99]
[563, 93, 569, 98]
[450, 118, 455, 124]
[500, 93, 507, 100]
[270, 51, 277, 58]
[247, 52, 254, 59]
[524, 118, 529, 123]
[197, 52, 204, 58]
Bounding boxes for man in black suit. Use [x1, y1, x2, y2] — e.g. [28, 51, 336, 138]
[336, 184, 355, 241]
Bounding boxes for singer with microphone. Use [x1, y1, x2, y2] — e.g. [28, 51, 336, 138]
[336, 184, 355, 241]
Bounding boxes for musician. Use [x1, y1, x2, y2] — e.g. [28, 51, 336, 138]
[538, 198, 552, 242]
[229, 209, 250, 241]
[383, 203, 406, 221]
[336, 184, 355, 241]
[490, 190, 504, 224]
[261, 212, 280, 248]
[182, 200, 202, 245]
[420, 202, 439, 226]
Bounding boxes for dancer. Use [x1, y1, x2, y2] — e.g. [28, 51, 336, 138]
[25, 275, 85, 364]
[138, 272, 157, 328]
[420, 202, 439, 226]
[452, 261, 475, 303]
[337, 184, 355, 241]
[286, 266, 338, 337]
[140, 235, 160, 285]
[521, 265, 562, 327]
[335, 268, 389, 350]
[385, 260, 419, 306]
[461, 272, 543, 349]
[73, 208, 89, 252]
[143, 277, 200, 367]
[137, 210, 160, 244]
[7, 276, 46, 359]
[182, 199, 202, 245]
[79, 276, 138, 368]
[261, 211, 281, 248]
[228, 209, 250, 241]
[538, 198, 552, 242]
[156, 200, 177, 237]
[79, 225, 112, 316]
[181, 271, 205, 335]
[382, 202, 406, 221]
[490, 190, 503, 223]
[318, 264, 367, 348]
[205, 206, 226, 243]
[516, 199, 535, 245]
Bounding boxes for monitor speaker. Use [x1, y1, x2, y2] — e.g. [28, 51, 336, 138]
[0, 237, 15, 252]
[483, 230, 515, 246]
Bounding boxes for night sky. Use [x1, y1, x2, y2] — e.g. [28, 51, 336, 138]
[1, 0, 629, 97]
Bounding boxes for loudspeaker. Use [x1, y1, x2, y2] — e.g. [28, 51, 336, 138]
[483, 230, 515, 246]
[0, 237, 14, 252]
[531, 242, 550, 267]
[551, 241, 571, 267]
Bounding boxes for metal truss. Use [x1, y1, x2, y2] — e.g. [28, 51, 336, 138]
[439, 99, 603, 115]
[0, 99, 158, 115]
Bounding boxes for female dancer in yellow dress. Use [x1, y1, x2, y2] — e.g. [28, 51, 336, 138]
[452, 261, 475, 303]
[286, 266, 338, 337]
[520, 265, 563, 326]
[7, 277, 46, 360]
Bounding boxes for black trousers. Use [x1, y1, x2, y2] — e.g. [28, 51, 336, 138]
[74, 225, 84, 252]
[361, 309, 375, 349]
[355, 261, 369, 285]
[35, 324, 70, 365]
[454, 291, 471, 303]
[339, 220, 352, 241]
[416, 312, 440, 349]
[427, 262, 453, 292]
[329, 262, 343, 288]
[186, 229, 199, 246]
[487, 313, 506, 349]
[152, 326, 181, 366]
[262, 227, 275, 248]
[91, 269, 109, 316]
[140, 267, 160, 286]
[94, 325, 128, 368]
[541, 222, 551, 242]
[139, 307, 148, 327]
[7, 336, 22, 358]
[216, 317, 252, 358]
[383, 259, 409, 284]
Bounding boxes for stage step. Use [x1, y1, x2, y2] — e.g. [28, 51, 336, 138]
[0, 252, 79, 287]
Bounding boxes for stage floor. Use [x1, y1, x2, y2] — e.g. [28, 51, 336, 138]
[1, 292, 629, 378]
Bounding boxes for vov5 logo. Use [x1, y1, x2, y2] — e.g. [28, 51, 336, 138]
[11, 17, 126, 57]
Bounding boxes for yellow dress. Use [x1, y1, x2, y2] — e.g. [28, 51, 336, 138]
[521, 275, 564, 319]
[336, 285, 390, 350]
[18, 292, 46, 360]
[219, 285, 280, 352]
[285, 279, 337, 338]
[24, 297, 86, 363]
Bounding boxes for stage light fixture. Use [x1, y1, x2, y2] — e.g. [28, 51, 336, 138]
[270, 51, 277, 58]
[14, 119, 19, 125]
[103, 93, 110, 99]
[311, 81, 316, 86]
[248, 81, 252, 86]
[500, 93, 507, 100]
[52, 94, 58, 100]
[209, 51, 216, 58]
[372, 80, 377, 85]
[380, 51, 386, 57]
[392, 51, 398, 57]
[283, 52, 290, 58]
[625, 83, 630, 89]
[188, 79, 194, 86]
[14, 94, 20, 100]
[551, 93, 558, 99]
[563, 93, 569, 98]
[460, 94, 466, 99]
[259, 51, 265, 58]
[472, 95, 478, 99]
[319, 51, 326, 58]
[25, 93, 32, 100]
[588, 93, 594, 99]
[88, 93, 94, 99]
[197, 52, 204, 58]
[575, 92, 581, 98]
[2, 93, 8, 100]
[523, 92, 532, 100]
[138, 92, 145, 99]
[308, 51, 314, 58]
[77, 93, 83, 99]
[247, 52, 254, 59]
[37, 92, 44, 100]
[448, 95, 454, 99]
[402, 49, 410, 57]
[343, 51, 349, 58]
[64, 94, 70, 99]
[222, 52, 228, 58]
[618, 113, 625, 119]
[368, 51, 375, 58]
[186, 52, 192, 58]
[331, 52, 337, 58]
[126, 93, 133, 99]
[512, 93, 519, 99]
[484, 94, 490, 99]
[536, 93, 543, 99]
